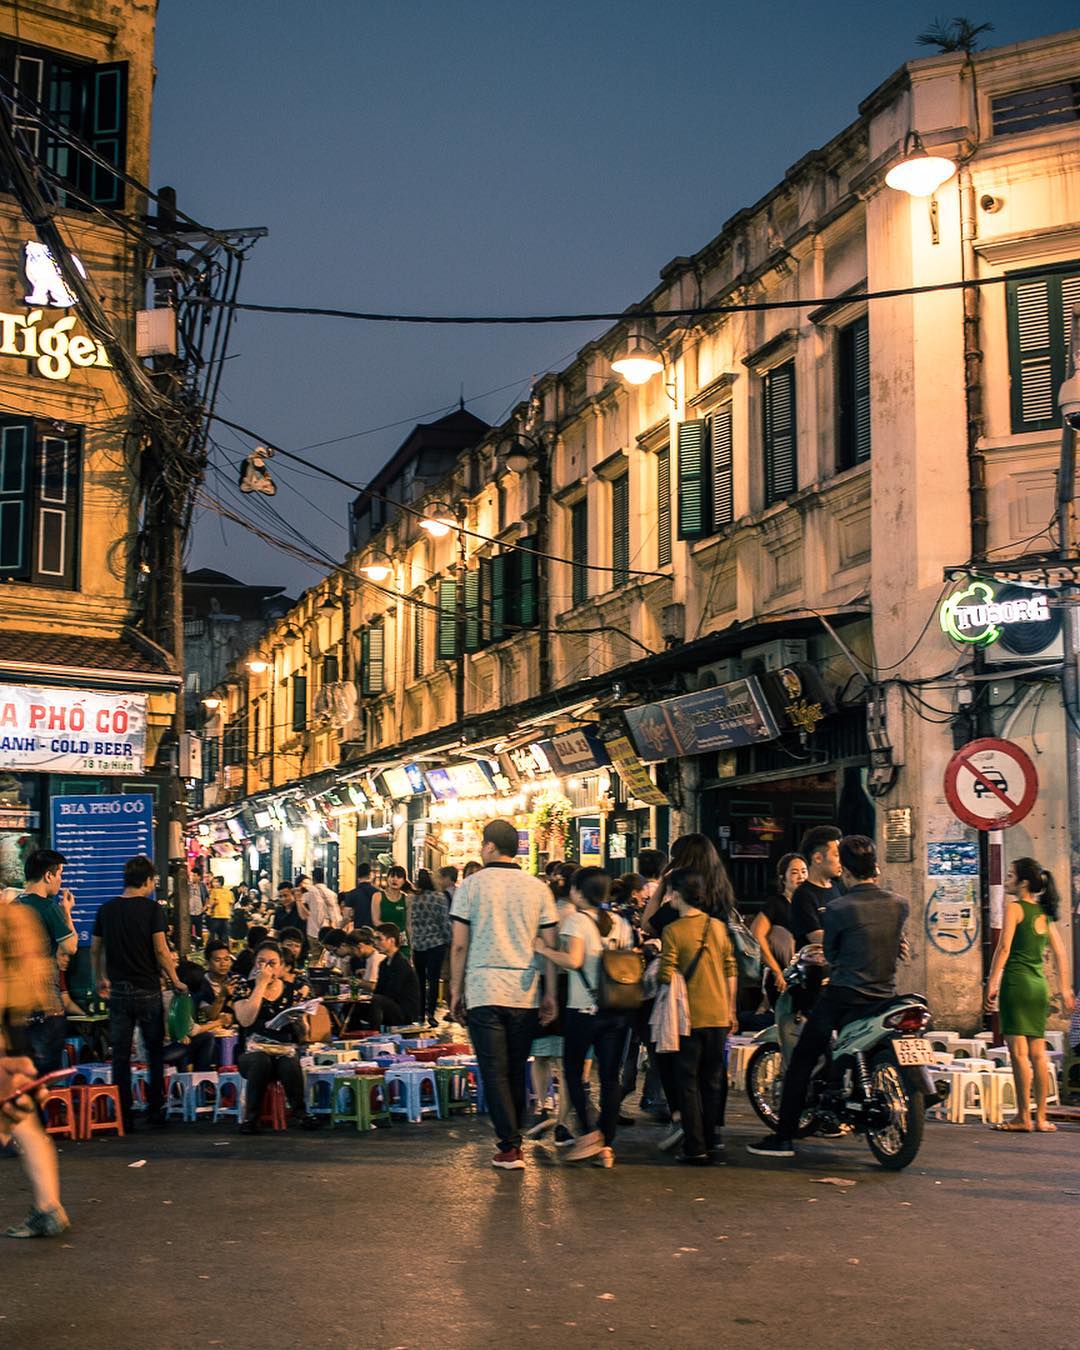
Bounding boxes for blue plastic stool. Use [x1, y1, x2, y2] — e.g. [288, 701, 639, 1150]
[214, 1071, 244, 1122]
[304, 1068, 338, 1115]
[384, 1066, 441, 1122]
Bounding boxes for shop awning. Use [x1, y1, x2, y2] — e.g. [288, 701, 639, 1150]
[0, 627, 180, 690]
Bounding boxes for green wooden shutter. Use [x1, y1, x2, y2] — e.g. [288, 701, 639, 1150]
[413, 601, 426, 679]
[489, 553, 507, 641]
[612, 471, 630, 586]
[86, 63, 127, 206]
[764, 362, 796, 504]
[711, 406, 734, 528]
[1007, 268, 1080, 433]
[0, 422, 29, 576]
[464, 566, 483, 652]
[676, 418, 710, 539]
[437, 579, 458, 659]
[656, 446, 671, 567]
[361, 624, 385, 694]
[570, 502, 589, 605]
[518, 537, 538, 627]
[852, 317, 871, 463]
[291, 674, 307, 732]
[33, 428, 80, 587]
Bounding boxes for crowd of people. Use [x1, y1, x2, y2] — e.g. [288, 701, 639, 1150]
[1, 816, 1076, 1238]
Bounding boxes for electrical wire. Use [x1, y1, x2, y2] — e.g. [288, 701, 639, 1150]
[188, 260, 1080, 327]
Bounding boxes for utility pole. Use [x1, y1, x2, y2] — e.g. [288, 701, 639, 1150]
[1057, 304, 1080, 983]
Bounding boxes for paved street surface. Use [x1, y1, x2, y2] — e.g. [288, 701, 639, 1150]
[1, 1103, 1075, 1350]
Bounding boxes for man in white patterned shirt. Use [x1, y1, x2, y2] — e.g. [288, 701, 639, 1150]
[450, 819, 559, 1170]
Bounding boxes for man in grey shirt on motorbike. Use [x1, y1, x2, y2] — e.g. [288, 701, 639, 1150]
[748, 835, 908, 1158]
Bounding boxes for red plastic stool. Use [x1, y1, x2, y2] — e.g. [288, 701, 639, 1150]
[43, 1088, 81, 1140]
[82, 1084, 125, 1138]
[257, 1082, 288, 1131]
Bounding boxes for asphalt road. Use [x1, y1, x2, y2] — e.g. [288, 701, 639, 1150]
[0, 1103, 1075, 1350]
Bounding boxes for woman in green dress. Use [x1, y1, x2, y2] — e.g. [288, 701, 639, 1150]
[371, 866, 412, 958]
[985, 857, 1075, 1132]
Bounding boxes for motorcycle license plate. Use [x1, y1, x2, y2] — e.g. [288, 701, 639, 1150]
[892, 1037, 934, 1066]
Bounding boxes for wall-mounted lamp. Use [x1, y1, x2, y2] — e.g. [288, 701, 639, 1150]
[885, 131, 957, 246]
[201, 696, 221, 711]
[318, 594, 341, 615]
[418, 500, 460, 538]
[611, 329, 676, 401]
[358, 549, 395, 583]
[246, 658, 269, 675]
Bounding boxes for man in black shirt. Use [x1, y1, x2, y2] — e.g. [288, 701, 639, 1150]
[366, 922, 421, 1027]
[91, 856, 186, 1131]
[790, 824, 843, 948]
[748, 836, 907, 1159]
[341, 863, 377, 931]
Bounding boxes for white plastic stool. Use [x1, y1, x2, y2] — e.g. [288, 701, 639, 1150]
[940, 1066, 989, 1123]
[726, 1042, 756, 1091]
[1044, 1031, 1065, 1055]
[928, 1033, 960, 1057]
[949, 1039, 986, 1059]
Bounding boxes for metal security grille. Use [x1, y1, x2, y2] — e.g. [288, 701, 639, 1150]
[992, 81, 1080, 137]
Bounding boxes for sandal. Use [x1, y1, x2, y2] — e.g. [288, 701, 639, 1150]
[1035, 1122, 1057, 1132]
[991, 1121, 1031, 1132]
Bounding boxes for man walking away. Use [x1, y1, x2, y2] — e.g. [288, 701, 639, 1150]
[748, 836, 908, 1159]
[450, 819, 559, 1170]
[341, 863, 376, 930]
[92, 856, 187, 1131]
[14, 850, 77, 1074]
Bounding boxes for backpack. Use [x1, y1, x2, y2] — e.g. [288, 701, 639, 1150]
[580, 914, 645, 1014]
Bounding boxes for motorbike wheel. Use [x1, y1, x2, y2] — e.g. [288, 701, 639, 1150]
[865, 1047, 925, 1170]
[745, 1045, 816, 1136]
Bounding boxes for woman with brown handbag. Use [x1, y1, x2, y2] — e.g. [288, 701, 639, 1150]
[533, 867, 633, 1168]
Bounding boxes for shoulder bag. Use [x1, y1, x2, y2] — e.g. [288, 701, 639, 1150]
[726, 910, 762, 986]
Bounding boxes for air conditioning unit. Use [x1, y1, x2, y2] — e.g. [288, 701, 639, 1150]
[983, 584, 1063, 666]
[694, 658, 744, 690]
[742, 638, 808, 673]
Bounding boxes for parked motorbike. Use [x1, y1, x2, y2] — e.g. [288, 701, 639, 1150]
[745, 945, 939, 1170]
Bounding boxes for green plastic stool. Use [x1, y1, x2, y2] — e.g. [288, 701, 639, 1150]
[331, 1074, 389, 1131]
[435, 1065, 473, 1118]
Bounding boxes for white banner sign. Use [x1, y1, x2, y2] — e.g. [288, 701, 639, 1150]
[0, 683, 147, 776]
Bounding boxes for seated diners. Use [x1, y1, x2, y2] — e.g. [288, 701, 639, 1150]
[328, 928, 383, 990]
[232, 940, 320, 1134]
[363, 923, 421, 1028]
[189, 939, 238, 1068]
[277, 928, 310, 996]
[232, 925, 269, 981]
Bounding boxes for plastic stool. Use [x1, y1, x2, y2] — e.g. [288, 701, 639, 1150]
[726, 1042, 756, 1091]
[43, 1088, 81, 1140]
[257, 1081, 288, 1131]
[435, 1065, 473, 1117]
[69, 1062, 111, 1086]
[62, 1037, 86, 1067]
[214, 1071, 244, 1122]
[215, 1033, 238, 1067]
[83, 1084, 125, 1138]
[304, 1068, 338, 1115]
[185, 1072, 219, 1121]
[331, 1073, 389, 1131]
[384, 1066, 441, 1123]
[165, 1073, 192, 1120]
[941, 1066, 988, 1123]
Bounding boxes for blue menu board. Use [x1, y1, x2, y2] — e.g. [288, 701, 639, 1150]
[50, 794, 155, 943]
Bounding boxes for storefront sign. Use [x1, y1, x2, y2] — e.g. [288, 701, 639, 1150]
[602, 733, 670, 806]
[50, 793, 154, 943]
[760, 664, 834, 736]
[0, 684, 147, 776]
[498, 742, 551, 787]
[539, 731, 610, 776]
[624, 677, 779, 762]
[939, 578, 1053, 646]
[379, 765, 426, 799]
[426, 760, 497, 800]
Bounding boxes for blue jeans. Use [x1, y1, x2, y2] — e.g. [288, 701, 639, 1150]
[467, 1005, 539, 1151]
[108, 984, 165, 1127]
[26, 1013, 67, 1075]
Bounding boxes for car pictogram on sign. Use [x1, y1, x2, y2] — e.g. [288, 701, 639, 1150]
[972, 768, 1009, 799]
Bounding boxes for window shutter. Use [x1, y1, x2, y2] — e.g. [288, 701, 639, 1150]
[676, 418, 710, 539]
[1007, 275, 1057, 431]
[362, 625, 385, 695]
[489, 553, 507, 641]
[852, 318, 871, 463]
[413, 601, 426, 679]
[322, 653, 339, 685]
[571, 502, 589, 605]
[711, 406, 734, 528]
[291, 674, 307, 733]
[464, 566, 483, 652]
[86, 63, 127, 206]
[517, 537, 538, 627]
[612, 472, 630, 586]
[656, 446, 671, 567]
[764, 362, 796, 504]
[34, 429, 79, 587]
[0, 423, 29, 576]
[437, 579, 458, 659]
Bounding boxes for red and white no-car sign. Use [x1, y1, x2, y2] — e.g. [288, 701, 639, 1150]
[944, 737, 1038, 830]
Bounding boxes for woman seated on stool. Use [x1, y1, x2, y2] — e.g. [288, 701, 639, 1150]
[232, 940, 320, 1134]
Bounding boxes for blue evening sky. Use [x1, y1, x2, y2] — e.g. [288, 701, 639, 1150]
[150, 1, 1077, 593]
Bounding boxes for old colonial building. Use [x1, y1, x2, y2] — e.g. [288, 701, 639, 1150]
[196, 28, 1080, 1027]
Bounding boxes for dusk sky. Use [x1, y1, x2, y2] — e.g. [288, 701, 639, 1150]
[151, 2, 1076, 595]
